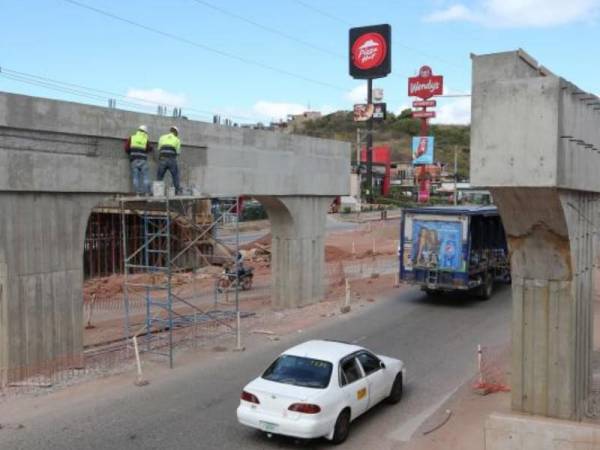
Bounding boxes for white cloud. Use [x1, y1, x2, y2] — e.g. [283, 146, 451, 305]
[126, 88, 188, 107]
[425, 4, 477, 22]
[431, 97, 471, 125]
[319, 104, 337, 115]
[424, 0, 600, 27]
[345, 85, 367, 103]
[252, 101, 306, 121]
[395, 104, 411, 115]
[345, 84, 390, 104]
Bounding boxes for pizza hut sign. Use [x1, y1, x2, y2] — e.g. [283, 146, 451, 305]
[352, 33, 387, 70]
[408, 66, 444, 100]
[349, 24, 391, 79]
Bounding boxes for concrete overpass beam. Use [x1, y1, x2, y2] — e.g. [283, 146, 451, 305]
[256, 196, 333, 309]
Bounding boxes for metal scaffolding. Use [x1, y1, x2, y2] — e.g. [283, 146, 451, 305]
[119, 195, 242, 368]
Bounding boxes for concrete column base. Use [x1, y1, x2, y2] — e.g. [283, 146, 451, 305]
[485, 412, 600, 450]
[256, 196, 333, 309]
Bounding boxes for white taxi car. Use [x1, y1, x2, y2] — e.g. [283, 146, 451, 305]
[236, 340, 405, 444]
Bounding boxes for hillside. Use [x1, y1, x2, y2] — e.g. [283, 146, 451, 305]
[291, 109, 471, 179]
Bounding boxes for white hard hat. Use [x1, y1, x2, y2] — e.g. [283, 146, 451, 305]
[138, 125, 148, 133]
[170, 125, 179, 134]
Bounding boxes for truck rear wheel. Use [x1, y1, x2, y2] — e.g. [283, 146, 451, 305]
[424, 288, 443, 299]
[477, 272, 494, 300]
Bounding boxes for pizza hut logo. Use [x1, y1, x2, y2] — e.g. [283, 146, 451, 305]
[352, 32, 387, 70]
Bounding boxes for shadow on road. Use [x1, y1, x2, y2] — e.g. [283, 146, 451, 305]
[403, 284, 511, 309]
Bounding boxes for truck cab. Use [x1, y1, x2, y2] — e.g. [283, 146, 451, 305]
[399, 206, 509, 299]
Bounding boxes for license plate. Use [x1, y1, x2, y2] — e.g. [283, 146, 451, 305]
[259, 421, 278, 432]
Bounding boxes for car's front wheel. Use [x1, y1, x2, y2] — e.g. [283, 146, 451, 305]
[331, 409, 351, 445]
[387, 373, 403, 404]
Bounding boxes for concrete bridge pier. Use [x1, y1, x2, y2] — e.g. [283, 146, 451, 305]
[257, 196, 333, 309]
[472, 50, 600, 447]
[0, 193, 104, 384]
[492, 188, 597, 420]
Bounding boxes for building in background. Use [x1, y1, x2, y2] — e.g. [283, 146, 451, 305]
[360, 145, 391, 197]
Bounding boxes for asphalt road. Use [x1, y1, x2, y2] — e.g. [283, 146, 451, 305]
[0, 286, 511, 450]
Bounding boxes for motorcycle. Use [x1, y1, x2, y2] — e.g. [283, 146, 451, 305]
[216, 266, 254, 292]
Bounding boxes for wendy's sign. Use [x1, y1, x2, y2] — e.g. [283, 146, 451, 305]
[349, 24, 391, 79]
[408, 66, 444, 99]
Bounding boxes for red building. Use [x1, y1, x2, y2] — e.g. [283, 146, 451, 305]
[360, 146, 391, 197]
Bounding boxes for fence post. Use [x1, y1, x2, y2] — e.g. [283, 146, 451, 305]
[133, 336, 149, 386]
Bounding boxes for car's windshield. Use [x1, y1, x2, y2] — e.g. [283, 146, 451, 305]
[262, 355, 333, 389]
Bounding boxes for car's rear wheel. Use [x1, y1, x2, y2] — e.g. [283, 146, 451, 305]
[331, 409, 351, 445]
[387, 373, 403, 404]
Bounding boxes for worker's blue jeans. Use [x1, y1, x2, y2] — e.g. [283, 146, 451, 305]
[157, 157, 181, 194]
[130, 159, 150, 194]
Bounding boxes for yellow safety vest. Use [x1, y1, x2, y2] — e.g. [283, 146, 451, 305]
[129, 131, 149, 159]
[158, 132, 181, 156]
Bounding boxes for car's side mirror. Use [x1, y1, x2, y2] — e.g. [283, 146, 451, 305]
[380, 361, 386, 369]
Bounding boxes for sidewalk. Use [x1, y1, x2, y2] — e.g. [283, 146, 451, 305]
[403, 377, 511, 450]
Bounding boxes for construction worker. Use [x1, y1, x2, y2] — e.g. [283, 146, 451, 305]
[157, 125, 182, 195]
[124, 125, 153, 195]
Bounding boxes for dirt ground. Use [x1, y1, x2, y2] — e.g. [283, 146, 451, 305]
[404, 381, 511, 450]
[82, 219, 401, 347]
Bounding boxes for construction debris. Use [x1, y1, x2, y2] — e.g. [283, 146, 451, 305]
[251, 329, 276, 335]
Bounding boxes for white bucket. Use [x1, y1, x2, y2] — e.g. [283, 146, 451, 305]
[152, 181, 165, 197]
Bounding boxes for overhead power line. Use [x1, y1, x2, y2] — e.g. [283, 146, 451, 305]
[292, 0, 470, 89]
[189, 0, 420, 80]
[190, 0, 342, 59]
[60, 0, 347, 92]
[0, 66, 258, 122]
[292, 0, 351, 26]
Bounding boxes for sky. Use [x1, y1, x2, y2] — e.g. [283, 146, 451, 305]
[1, 0, 599, 125]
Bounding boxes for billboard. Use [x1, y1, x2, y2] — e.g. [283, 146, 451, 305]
[411, 220, 464, 271]
[408, 66, 444, 100]
[372, 102, 386, 120]
[353, 104, 372, 121]
[412, 136, 434, 165]
[412, 110, 436, 119]
[349, 24, 392, 79]
[353, 103, 387, 121]
[413, 100, 436, 108]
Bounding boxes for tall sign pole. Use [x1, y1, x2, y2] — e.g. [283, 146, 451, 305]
[349, 24, 391, 203]
[366, 78, 373, 199]
[408, 66, 444, 203]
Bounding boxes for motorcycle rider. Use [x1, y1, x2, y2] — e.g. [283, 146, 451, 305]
[235, 251, 246, 277]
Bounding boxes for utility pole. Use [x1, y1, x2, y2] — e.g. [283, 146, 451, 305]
[366, 78, 373, 203]
[453, 145, 459, 206]
[356, 128, 361, 167]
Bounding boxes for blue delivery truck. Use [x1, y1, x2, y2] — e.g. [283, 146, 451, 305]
[399, 206, 510, 299]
